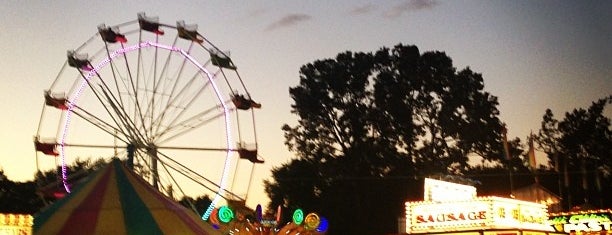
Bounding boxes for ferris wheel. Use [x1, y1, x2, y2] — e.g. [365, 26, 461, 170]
[34, 13, 263, 219]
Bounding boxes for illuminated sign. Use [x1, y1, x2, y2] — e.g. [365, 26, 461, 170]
[406, 196, 552, 233]
[549, 210, 612, 234]
[0, 214, 32, 235]
[416, 210, 487, 223]
[424, 178, 476, 202]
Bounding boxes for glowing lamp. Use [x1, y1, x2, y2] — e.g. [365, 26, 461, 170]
[218, 206, 234, 223]
[293, 209, 304, 225]
[316, 217, 329, 233]
[304, 213, 321, 230]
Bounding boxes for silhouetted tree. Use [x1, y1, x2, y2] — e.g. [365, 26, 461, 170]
[179, 195, 212, 214]
[0, 170, 43, 214]
[536, 96, 612, 210]
[266, 44, 506, 235]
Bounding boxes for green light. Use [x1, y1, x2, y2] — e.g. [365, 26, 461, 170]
[218, 206, 234, 223]
[293, 209, 304, 225]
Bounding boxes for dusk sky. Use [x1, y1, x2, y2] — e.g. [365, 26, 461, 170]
[0, 0, 610, 208]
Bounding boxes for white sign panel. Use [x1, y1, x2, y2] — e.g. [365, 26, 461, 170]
[423, 178, 476, 202]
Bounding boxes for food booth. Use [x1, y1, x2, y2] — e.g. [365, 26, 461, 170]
[401, 178, 566, 235]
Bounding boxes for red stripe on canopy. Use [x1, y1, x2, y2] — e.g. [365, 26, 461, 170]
[57, 165, 112, 234]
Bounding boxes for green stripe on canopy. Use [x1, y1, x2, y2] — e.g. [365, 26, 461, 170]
[114, 160, 164, 235]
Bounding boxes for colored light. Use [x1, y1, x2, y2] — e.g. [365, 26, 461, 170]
[316, 217, 329, 233]
[276, 205, 282, 223]
[304, 213, 320, 230]
[292, 209, 304, 225]
[255, 204, 263, 222]
[218, 206, 234, 223]
[209, 208, 220, 226]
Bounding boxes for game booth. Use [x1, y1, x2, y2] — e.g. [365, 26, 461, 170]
[400, 178, 567, 235]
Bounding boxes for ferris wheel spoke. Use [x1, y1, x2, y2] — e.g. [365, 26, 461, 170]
[145, 42, 162, 135]
[101, 42, 126, 108]
[73, 72, 136, 141]
[150, 152, 193, 208]
[151, 39, 195, 108]
[133, 36, 187, 142]
[146, 68, 201, 138]
[125, 68, 149, 141]
[97, 86, 149, 143]
[117, 41, 141, 121]
[86, 77, 149, 144]
[132, 35, 149, 138]
[140, 29, 182, 103]
[61, 143, 127, 149]
[156, 103, 232, 144]
[151, 69, 221, 139]
[131, 146, 227, 200]
[70, 106, 129, 143]
[155, 150, 243, 201]
[88, 35, 151, 142]
[133, 44, 194, 141]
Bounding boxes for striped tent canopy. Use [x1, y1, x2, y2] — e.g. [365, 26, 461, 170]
[33, 159, 221, 235]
